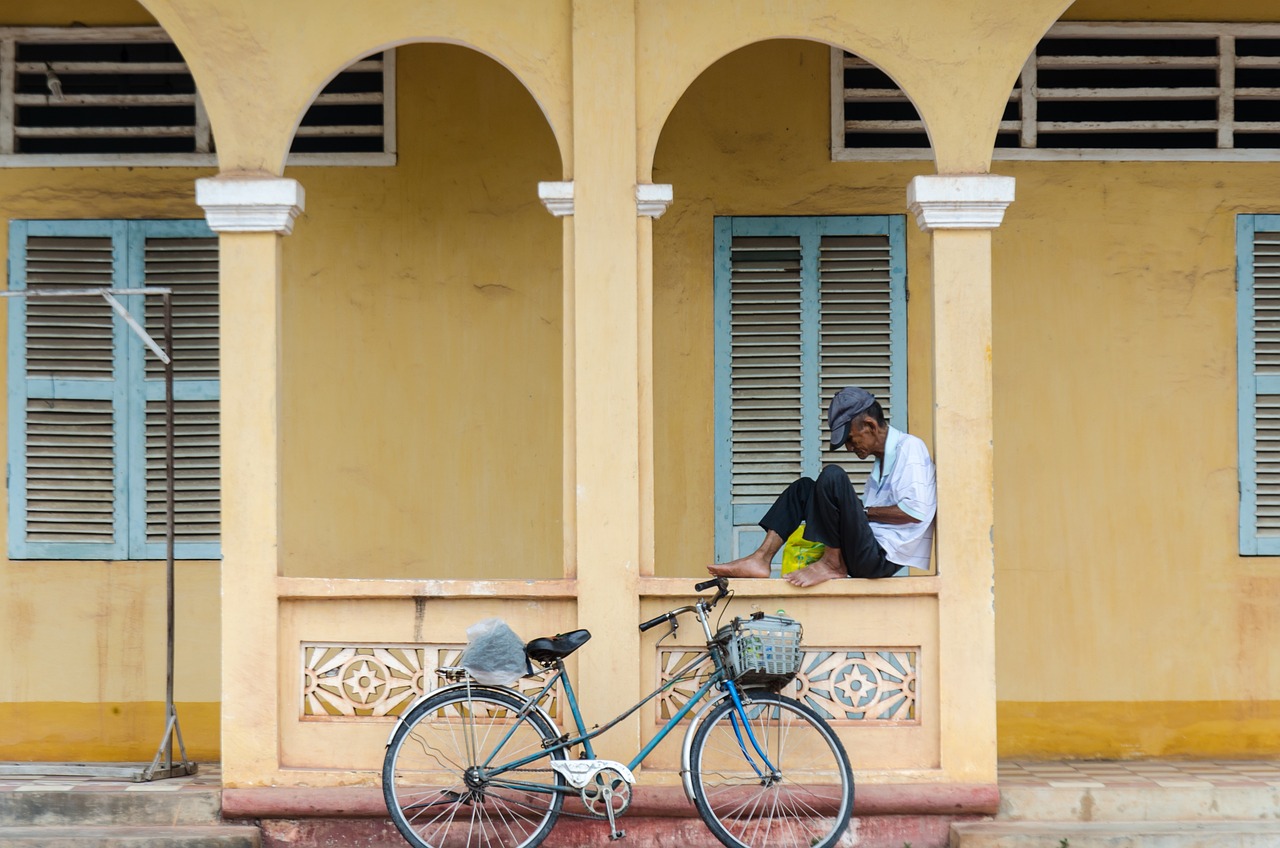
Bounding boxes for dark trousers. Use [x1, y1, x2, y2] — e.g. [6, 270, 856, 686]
[760, 465, 896, 579]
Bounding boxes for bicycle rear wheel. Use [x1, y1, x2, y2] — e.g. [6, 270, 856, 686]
[383, 686, 566, 848]
[688, 689, 854, 848]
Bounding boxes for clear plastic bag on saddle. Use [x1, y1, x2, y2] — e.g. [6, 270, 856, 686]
[460, 618, 530, 686]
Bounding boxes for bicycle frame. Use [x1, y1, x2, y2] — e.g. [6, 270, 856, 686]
[404, 597, 782, 795]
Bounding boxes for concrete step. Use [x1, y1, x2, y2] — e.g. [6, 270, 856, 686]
[952, 820, 1280, 848]
[0, 825, 260, 848]
[0, 790, 222, 826]
[999, 782, 1280, 823]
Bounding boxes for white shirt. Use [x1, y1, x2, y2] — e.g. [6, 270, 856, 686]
[863, 426, 936, 570]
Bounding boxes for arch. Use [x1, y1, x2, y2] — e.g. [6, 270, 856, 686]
[136, 0, 571, 174]
[283, 36, 569, 178]
[646, 34, 932, 174]
[274, 41, 566, 581]
[637, 0, 1072, 175]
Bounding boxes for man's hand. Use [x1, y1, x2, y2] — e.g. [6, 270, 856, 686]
[866, 505, 920, 525]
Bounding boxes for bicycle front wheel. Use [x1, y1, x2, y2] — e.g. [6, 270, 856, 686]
[688, 689, 854, 848]
[382, 686, 566, 848]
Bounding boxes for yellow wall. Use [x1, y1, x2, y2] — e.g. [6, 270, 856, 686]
[651, 38, 1280, 758]
[651, 39, 935, 574]
[0, 29, 563, 758]
[277, 43, 563, 580]
[994, 160, 1280, 757]
[8, 0, 1280, 764]
[0, 164, 222, 759]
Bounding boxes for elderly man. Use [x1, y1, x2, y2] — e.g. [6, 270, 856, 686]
[708, 386, 937, 587]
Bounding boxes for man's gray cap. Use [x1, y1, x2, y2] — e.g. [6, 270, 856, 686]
[828, 387, 875, 449]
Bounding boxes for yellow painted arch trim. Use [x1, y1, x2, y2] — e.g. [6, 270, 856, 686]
[138, 0, 572, 174]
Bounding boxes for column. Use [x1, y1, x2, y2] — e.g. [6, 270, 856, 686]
[568, 0, 642, 756]
[636, 183, 673, 574]
[539, 181, 578, 575]
[195, 174, 304, 786]
[906, 174, 1014, 784]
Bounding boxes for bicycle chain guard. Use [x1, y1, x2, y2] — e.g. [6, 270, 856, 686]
[549, 758, 636, 790]
[550, 759, 635, 840]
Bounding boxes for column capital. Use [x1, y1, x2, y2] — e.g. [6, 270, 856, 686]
[538, 181, 575, 217]
[636, 183, 673, 219]
[195, 175, 305, 235]
[906, 174, 1015, 232]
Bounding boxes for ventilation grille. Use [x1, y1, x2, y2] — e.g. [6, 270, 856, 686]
[144, 236, 219, 380]
[145, 399, 219, 544]
[24, 397, 116, 543]
[2, 27, 392, 162]
[23, 235, 115, 380]
[728, 236, 804, 499]
[818, 234, 894, 480]
[14, 34, 196, 155]
[835, 22, 1280, 159]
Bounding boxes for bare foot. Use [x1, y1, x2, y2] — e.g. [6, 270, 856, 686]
[708, 553, 771, 578]
[784, 553, 847, 587]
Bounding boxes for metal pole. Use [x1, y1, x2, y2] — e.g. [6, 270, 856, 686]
[166, 290, 176, 767]
[143, 289, 194, 780]
[0, 287, 194, 781]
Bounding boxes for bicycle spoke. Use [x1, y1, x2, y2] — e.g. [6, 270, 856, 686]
[690, 692, 853, 848]
[384, 689, 565, 848]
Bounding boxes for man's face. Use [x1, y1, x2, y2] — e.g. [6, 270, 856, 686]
[844, 417, 883, 459]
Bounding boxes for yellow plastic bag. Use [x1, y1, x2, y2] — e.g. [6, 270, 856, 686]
[780, 523, 825, 576]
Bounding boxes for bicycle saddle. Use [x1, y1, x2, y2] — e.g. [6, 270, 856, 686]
[526, 629, 592, 663]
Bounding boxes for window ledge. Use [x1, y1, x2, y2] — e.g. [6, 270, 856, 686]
[276, 576, 578, 600]
[638, 575, 940, 598]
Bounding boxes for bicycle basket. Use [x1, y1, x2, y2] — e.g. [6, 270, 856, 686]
[714, 613, 803, 690]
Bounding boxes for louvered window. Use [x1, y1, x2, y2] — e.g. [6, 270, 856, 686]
[1238, 216, 1280, 555]
[833, 22, 1280, 161]
[713, 216, 907, 563]
[0, 27, 395, 166]
[7, 219, 219, 560]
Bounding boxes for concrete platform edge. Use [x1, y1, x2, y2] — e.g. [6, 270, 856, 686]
[221, 782, 1001, 820]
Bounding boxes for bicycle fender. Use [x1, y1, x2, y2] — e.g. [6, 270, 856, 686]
[679, 689, 735, 802]
[384, 682, 561, 747]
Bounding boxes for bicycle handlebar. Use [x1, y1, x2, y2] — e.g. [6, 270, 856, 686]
[638, 612, 674, 632]
[638, 576, 729, 632]
[694, 577, 724, 593]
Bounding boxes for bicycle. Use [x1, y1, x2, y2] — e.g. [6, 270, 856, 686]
[382, 576, 855, 848]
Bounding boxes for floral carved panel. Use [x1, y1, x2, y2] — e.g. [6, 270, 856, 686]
[300, 643, 561, 720]
[657, 647, 918, 725]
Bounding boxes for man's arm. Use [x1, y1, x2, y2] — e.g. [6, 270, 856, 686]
[866, 505, 920, 525]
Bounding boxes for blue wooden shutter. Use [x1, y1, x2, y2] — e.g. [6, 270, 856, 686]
[8, 220, 129, 559]
[8, 219, 219, 560]
[817, 218, 907, 476]
[1238, 215, 1280, 555]
[714, 216, 907, 562]
[134, 220, 220, 559]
